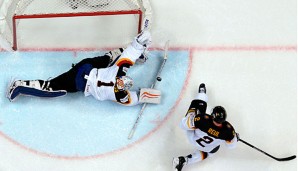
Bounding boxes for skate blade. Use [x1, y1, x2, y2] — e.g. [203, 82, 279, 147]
[6, 77, 16, 102]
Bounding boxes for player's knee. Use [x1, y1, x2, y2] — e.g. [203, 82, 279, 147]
[210, 145, 220, 153]
[204, 145, 220, 159]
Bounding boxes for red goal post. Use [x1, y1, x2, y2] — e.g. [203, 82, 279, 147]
[0, 0, 152, 51]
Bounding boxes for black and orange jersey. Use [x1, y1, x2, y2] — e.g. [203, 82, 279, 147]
[193, 114, 236, 142]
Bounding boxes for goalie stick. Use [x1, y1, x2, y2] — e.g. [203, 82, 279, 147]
[239, 138, 296, 161]
[128, 41, 169, 139]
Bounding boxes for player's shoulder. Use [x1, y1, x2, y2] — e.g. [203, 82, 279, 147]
[222, 121, 235, 131]
[116, 57, 134, 67]
[219, 121, 236, 140]
[194, 113, 212, 121]
[193, 113, 213, 128]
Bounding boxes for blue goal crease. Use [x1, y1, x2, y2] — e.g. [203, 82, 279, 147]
[0, 50, 189, 157]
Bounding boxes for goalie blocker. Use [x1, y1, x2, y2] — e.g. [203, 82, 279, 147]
[139, 88, 161, 104]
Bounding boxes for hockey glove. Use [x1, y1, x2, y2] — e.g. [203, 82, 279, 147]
[136, 30, 151, 48]
[236, 132, 240, 141]
[136, 53, 148, 64]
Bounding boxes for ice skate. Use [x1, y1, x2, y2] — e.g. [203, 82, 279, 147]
[198, 83, 206, 93]
[6, 79, 22, 102]
[173, 156, 187, 171]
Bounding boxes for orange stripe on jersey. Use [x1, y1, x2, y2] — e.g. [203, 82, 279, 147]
[116, 58, 134, 66]
[200, 151, 208, 160]
[226, 139, 233, 144]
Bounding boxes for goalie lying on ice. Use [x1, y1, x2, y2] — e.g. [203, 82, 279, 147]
[7, 30, 160, 106]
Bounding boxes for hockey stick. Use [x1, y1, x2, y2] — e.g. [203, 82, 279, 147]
[127, 41, 170, 139]
[239, 139, 296, 161]
[152, 40, 169, 86]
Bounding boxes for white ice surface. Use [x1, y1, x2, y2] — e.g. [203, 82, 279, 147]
[0, 0, 297, 171]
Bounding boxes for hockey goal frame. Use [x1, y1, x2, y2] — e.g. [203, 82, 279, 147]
[12, 10, 142, 50]
[1, 0, 152, 51]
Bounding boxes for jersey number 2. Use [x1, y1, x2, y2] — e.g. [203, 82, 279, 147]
[196, 136, 214, 147]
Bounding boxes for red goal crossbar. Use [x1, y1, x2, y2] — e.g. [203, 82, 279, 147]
[12, 10, 142, 50]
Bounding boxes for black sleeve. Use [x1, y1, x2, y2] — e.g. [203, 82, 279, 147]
[223, 122, 236, 141]
[185, 99, 207, 116]
[193, 114, 212, 129]
[114, 88, 131, 104]
[116, 63, 132, 77]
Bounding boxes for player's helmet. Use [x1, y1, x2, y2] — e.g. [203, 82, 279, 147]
[116, 76, 133, 90]
[211, 106, 227, 124]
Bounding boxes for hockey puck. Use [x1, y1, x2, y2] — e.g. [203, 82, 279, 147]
[157, 77, 162, 81]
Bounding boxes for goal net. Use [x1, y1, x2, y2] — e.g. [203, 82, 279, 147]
[0, 0, 152, 51]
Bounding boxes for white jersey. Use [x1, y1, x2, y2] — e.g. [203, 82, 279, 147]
[84, 40, 144, 106]
[84, 66, 118, 101]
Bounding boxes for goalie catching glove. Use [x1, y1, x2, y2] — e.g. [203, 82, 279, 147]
[132, 30, 151, 50]
[139, 88, 161, 104]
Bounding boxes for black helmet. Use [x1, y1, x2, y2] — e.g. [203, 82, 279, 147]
[211, 106, 227, 124]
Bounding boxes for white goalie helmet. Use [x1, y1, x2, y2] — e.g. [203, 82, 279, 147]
[116, 76, 133, 90]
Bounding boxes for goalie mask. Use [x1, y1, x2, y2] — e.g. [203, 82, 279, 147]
[211, 106, 227, 124]
[116, 76, 133, 90]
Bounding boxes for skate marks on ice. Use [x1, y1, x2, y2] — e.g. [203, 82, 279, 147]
[0, 50, 189, 158]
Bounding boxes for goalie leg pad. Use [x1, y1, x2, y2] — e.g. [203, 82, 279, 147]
[10, 86, 67, 101]
[7, 80, 66, 101]
[139, 88, 161, 104]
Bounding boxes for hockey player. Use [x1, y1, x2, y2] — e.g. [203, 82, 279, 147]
[7, 30, 160, 106]
[173, 83, 239, 171]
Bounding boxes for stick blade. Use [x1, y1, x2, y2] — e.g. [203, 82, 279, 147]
[127, 130, 134, 139]
[275, 155, 296, 161]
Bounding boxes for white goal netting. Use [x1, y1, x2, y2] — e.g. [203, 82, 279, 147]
[0, 0, 152, 50]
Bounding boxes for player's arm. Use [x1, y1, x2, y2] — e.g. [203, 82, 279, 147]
[114, 89, 139, 106]
[113, 30, 151, 77]
[115, 30, 151, 67]
[224, 124, 239, 149]
[180, 109, 198, 130]
[184, 100, 206, 116]
[111, 30, 151, 106]
[180, 93, 206, 130]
